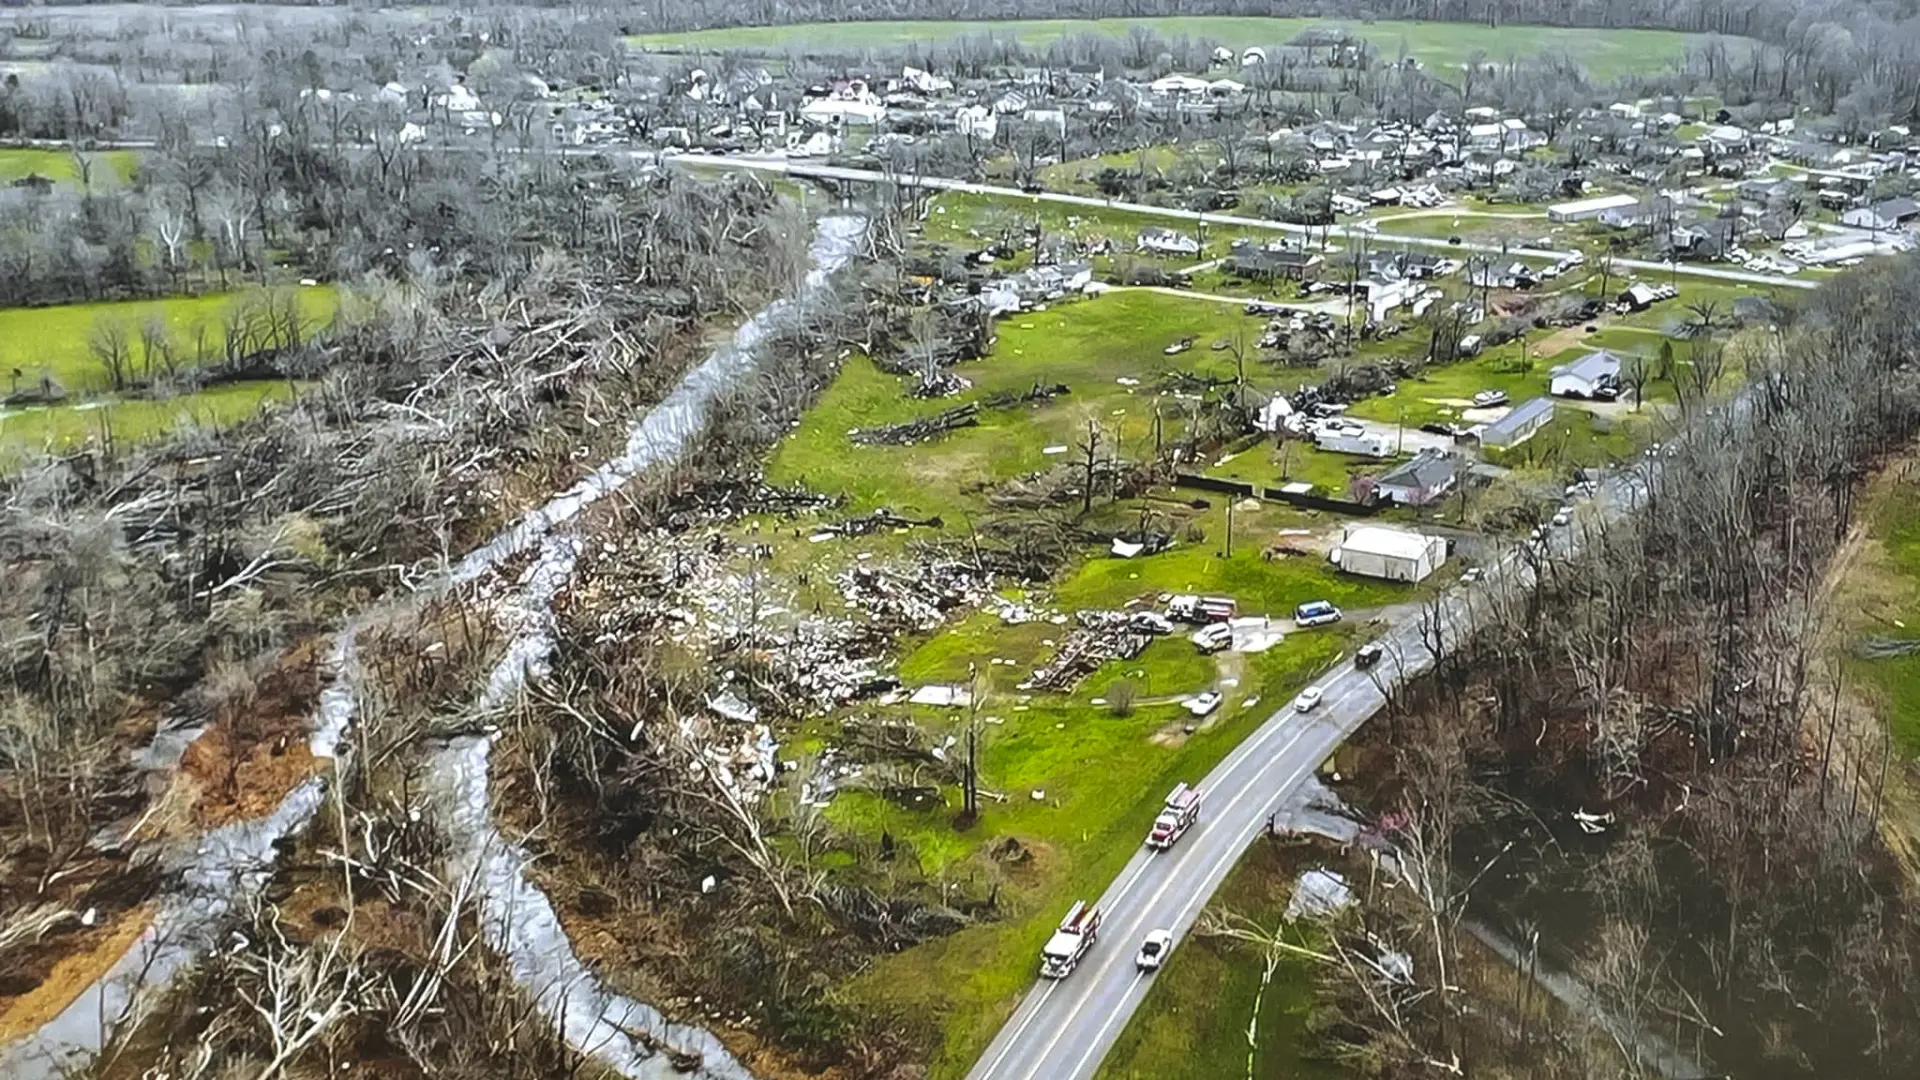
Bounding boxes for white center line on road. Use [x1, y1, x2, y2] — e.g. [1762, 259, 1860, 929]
[1012, 723, 1320, 1080]
[971, 668, 1337, 1080]
[1062, 744, 1333, 1080]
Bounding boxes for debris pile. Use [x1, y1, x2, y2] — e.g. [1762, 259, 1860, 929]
[834, 560, 993, 632]
[657, 480, 840, 530]
[1022, 611, 1154, 692]
[850, 383, 1070, 446]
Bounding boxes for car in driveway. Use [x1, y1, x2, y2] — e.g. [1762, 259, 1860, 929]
[1191, 623, 1234, 653]
[1184, 691, 1222, 717]
[1294, 600, 1343, 627]
[1136, 929, 1173, 971]
[1292, 686, 1325, 712]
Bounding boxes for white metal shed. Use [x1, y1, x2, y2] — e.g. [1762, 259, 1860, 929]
[1332, 526, 1448, 583]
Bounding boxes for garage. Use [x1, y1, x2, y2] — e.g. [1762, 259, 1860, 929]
[1331, 526, 1448, 583]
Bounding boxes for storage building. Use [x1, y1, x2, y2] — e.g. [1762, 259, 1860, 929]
[1547, 192, 1640, 223]
[1331, 526, 1448, 583]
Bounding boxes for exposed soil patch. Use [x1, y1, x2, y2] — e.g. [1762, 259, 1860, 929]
[0, 902, 153, 1043]
[175, 640, 327, 830]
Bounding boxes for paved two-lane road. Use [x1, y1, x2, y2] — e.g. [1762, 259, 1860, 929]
[966, 585, 1487, 1080]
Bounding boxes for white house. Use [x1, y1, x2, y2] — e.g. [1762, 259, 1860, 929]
[1550, 350, 1623, 398]
[1137, 227, 1200, 257]
[1548, 192, 1640, 223]
[1479, 397, 1556, 448]
[1332, 526, 1448, 583]
[1841, 198, 1920, 232]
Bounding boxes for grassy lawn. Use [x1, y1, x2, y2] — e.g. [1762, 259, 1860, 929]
[0, 285, 340, 397]
[1096, 838, 1345, 1080]
[0, 379, 303, 457]
[0, 147, 138, 188]
[766, 289, 1271, 522]
[631, 18, 1708, 80]
[838, 621, 1360, 1079]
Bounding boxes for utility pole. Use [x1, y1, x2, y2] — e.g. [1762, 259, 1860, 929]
[1225, 497, 1235, 558]
[964, 664, 982, 820]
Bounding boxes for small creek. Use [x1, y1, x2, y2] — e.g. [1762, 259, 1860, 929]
[0, 215, 865, 1080]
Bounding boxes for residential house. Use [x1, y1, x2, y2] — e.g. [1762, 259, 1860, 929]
[1137, 227, 1201, 257]
[1548, 192, 1641, 223]
[1478, 397, 1555, 449]
[1363, 449, 1460, 507]
[1841, 198, 1920, 231]
[1226, 246, 1323, 282]
[1550, 351, 1623, 398]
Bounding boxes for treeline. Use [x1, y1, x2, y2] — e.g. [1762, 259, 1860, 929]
[1352, 253, 1920, 1075]
[634, 0, 1909, 41]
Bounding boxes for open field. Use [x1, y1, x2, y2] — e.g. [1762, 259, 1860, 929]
[631, 18, 1705, 80]
[0, 147, 138, 188]
[0, 285, 339, 456]
[0, 285, 339, 396]
[0, 379, 302, 456]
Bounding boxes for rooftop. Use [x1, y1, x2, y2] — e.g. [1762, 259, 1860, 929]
[1340, 525, 1440, 562]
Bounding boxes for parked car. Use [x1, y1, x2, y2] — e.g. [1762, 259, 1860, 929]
[1552, 506, 1572, 527]
[1192, 623, 1234, 653]
[1184, 691, 1223, 717]
[1295, 601, 1343, 627]
[1136, 929, 1174, 971]
[1471, 389, 1510, 407]
[1448, 235, 1463, 245]
[1130, 611, 1176, 635]
[1355, 642, 1384, 669]
[1293, 686, 1325, 712]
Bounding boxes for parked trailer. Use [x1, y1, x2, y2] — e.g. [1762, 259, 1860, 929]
[1147, 783, 1203, 850]
[1040, 901, 1103, 978]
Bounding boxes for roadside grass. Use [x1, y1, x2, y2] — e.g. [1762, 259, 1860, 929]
[838, 623, 1359, 1079]
[630, 18, 1707, 81]
[0, 147, 138, 188]
[0, 285, 340, 396]
[1095, 838, 1343, 1080]
[0, 380, 303, 457]
[1482, 409, 1648, 472]
[1839, 471, 1920, 757]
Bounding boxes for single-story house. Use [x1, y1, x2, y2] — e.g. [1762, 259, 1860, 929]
[1227, 247, 1323, 281]
[1331, 526, 1448, 583]
[1550, 351, 1623, 399]
[1137, 226, 1201, 256]
[1841, 198, 1920, 232]
[1547, 192, 1640, 223]
[1365, 449, 1459, 506]
[1479, 397, 1555, 448]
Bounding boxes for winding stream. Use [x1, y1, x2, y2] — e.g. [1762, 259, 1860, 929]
[0, 215, 864, 1080]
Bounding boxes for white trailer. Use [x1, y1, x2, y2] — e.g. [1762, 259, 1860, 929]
[1315, 429, 1395, 458]
[1147, 783, 1203, 849]
[1040, 901, 1103, 978]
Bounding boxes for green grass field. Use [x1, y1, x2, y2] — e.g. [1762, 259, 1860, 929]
[631, 18, 1704, 81]
[766, 288, 1272, 522]
[0, 379, 302, 457]
[0, 285, 339, 397]
[0, 147, 138, 188]
[0, 285, 339, 457]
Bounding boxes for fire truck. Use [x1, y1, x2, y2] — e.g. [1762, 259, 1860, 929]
[1039, 901, 1103, 978]
[1146, 783, 1202, 850]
